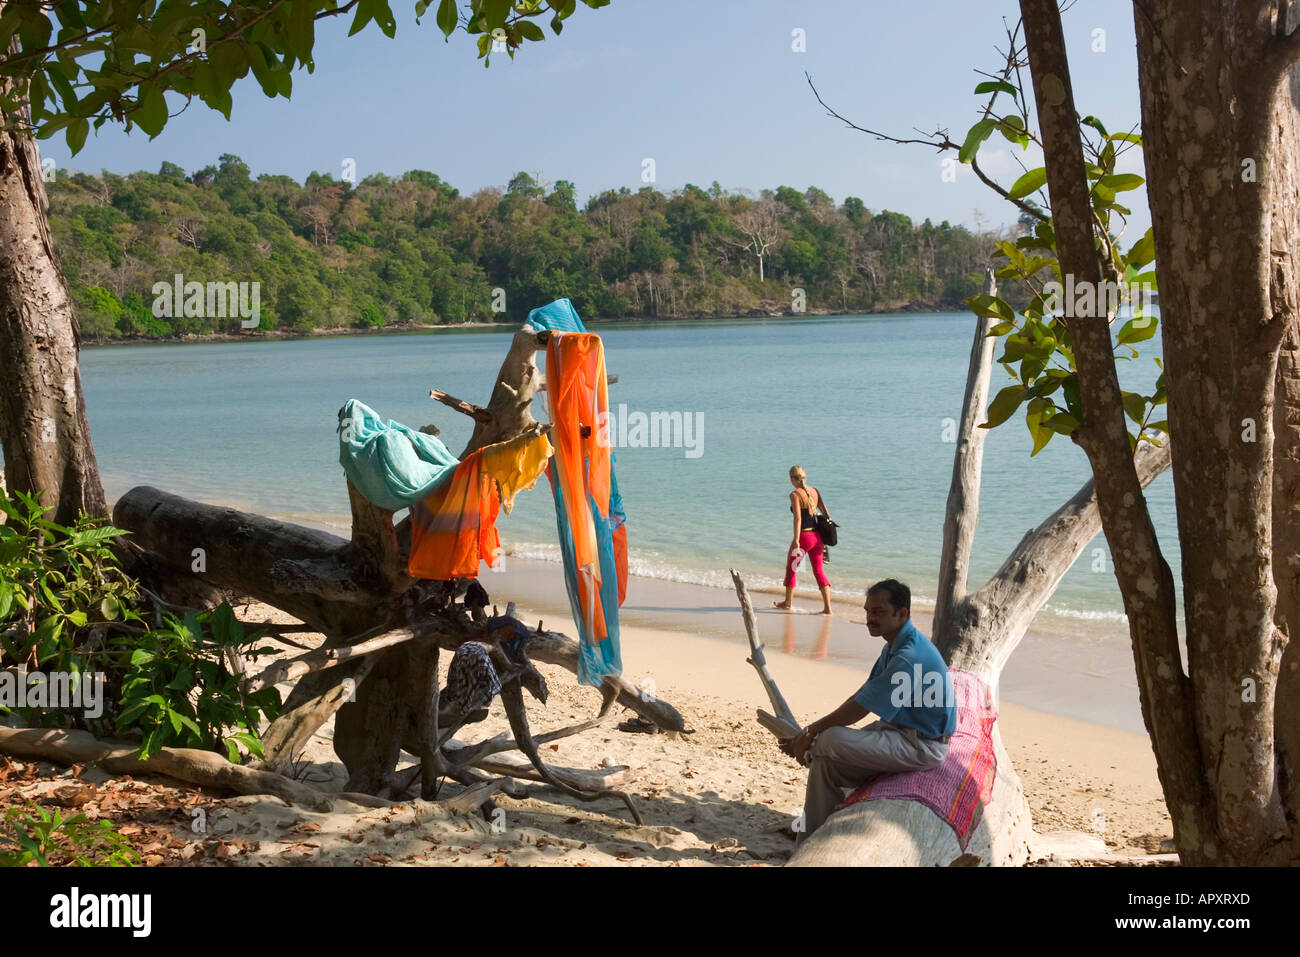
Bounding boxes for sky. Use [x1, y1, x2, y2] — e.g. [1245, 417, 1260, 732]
[57, 0, 1150, 233]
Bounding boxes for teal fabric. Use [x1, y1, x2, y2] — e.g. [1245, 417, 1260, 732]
[337, 398, 460, 510]
[529, 298, 626, 685]
[527, 298, 586, 333]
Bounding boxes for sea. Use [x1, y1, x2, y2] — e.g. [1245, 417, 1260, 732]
[70, 311, 1176, 647]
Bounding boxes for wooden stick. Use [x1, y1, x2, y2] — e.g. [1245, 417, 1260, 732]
[730, 569, 802, 738]
[242, 627, 418, 692]
[428, 389, 493, 423]
[469, 752, 633, 790]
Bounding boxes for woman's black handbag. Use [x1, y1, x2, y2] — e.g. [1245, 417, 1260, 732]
[818, 515, 839, 548]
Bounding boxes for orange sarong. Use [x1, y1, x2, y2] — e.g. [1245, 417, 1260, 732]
[546, 332, 612, 639]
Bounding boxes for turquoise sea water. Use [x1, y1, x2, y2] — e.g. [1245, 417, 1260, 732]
[72, 313, 1176, 636]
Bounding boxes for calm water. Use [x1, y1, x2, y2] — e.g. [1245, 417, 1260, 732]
[68, 313, 1177, 636]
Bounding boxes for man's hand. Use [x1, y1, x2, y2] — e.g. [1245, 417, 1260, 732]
[779, 728, 814, 765]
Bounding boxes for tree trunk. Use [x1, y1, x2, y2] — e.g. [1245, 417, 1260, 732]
[1128, 0, 1299, 864]
[0, 38, 107, 525]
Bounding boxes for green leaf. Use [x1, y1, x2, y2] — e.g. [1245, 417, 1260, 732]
[99, 596, 121, 621]
[958, 118, 997, 164]
[437, 0, 458, 36]
[1100, 173, 1144, 192]
[965, 294, 1015, 322]
[1126, 228, 1156, 268]
[974, 80, 1018, 97]
[1008, 167, 1048, 200]
[981, 384, 1027, 429]
[997, 114, 1028, 147]
[1046, 411, 1080, 435]
[1117, 314, 1158, 346]
[1107, 132, 1142, 145]
[134, 84, 167, 138]
[516, 20, 545, 41]
[1121, 391, 1147, 424]
[1081, 115, 1109, 138]
[65, 118, 89, 155]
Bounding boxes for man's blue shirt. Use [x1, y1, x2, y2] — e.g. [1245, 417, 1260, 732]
[852, 619, 957, 738]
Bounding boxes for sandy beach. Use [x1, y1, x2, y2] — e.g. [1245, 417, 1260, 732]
[3, 554, 1174, 867]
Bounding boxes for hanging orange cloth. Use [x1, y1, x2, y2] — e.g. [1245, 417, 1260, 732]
[546, 332, 612, 639]
[407, 431, 552, 581]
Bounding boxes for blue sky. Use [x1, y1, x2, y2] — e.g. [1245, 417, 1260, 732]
[59, 0, 1148, 233]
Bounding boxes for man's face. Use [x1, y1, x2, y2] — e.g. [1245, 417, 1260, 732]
[864, 591, 909, 638]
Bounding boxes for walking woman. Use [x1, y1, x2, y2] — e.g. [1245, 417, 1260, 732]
[774, 465, 832, 615]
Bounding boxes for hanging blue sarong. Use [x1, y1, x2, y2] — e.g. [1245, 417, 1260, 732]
[530, 299, 626, 685]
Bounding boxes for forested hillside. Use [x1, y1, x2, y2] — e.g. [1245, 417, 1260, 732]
[49, 154, 1004, 338]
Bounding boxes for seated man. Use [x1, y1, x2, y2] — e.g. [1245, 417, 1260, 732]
[781, 578, 957, 844]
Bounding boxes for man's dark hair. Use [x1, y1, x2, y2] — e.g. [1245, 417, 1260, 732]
[867, 579, 911, 612]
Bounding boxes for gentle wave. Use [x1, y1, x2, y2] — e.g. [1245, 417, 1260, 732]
[504, 539, 1141, 625]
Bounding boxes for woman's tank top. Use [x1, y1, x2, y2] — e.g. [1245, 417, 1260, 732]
[790, 488, 819, 531]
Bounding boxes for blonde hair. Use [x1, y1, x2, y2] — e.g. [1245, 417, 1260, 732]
[789, 465, 808, 488]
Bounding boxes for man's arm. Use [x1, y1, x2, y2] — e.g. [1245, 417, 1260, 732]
[780, 697, 870, 763]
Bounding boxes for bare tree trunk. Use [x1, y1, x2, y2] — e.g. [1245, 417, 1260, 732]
[1017, 0, 1218, 862]
[0, 37, 108, 524]
[1129, 0, 1300, 863]
[933, 269, 997, 640]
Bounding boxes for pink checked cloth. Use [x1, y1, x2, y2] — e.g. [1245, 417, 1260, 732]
[836, 668, 998, 850]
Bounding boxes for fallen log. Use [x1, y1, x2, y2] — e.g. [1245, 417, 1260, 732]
[0, 726, 392, 812]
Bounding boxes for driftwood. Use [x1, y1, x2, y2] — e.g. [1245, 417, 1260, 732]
[0, 726, 392, 812]
[241, 627, 418, 693]
[731, 569, 800, 738]
[107, 321, 676, 822]
[770, 275, 1174, 867]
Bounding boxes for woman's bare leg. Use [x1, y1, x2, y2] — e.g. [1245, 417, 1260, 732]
[819, 585, 833, 615]
[773, 585, 795, 609]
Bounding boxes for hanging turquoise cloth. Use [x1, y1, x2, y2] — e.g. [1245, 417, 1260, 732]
[337, 398, 460, 510]
[529, 299, 626, 686]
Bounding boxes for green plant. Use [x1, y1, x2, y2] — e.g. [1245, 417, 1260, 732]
[0, 487, 281, 760]
[0, 488, 143, 718]
[116, 603, 281, 761]
[0, 803, 141, 867]
[954, 74, 1166, 456]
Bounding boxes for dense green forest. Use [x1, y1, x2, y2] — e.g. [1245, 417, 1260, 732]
[48, 154, 1007, 338]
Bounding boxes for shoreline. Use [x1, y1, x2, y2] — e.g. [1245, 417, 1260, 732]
[78, 306, 974, 348]
[96, 484, 1144, 735]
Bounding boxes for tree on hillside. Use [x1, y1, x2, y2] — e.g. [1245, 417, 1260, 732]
[726, 195, 784, 283]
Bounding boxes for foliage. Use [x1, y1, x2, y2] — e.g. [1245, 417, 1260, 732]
[0, 488, 143, 698]
[48, 160, 1002, 336]
[0, 488, 280, 760]
[0, 803, 141, 867]
[116, 604, 281, 761]
[0, 1, 610, 152]
[954, 75, 1166, 455]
